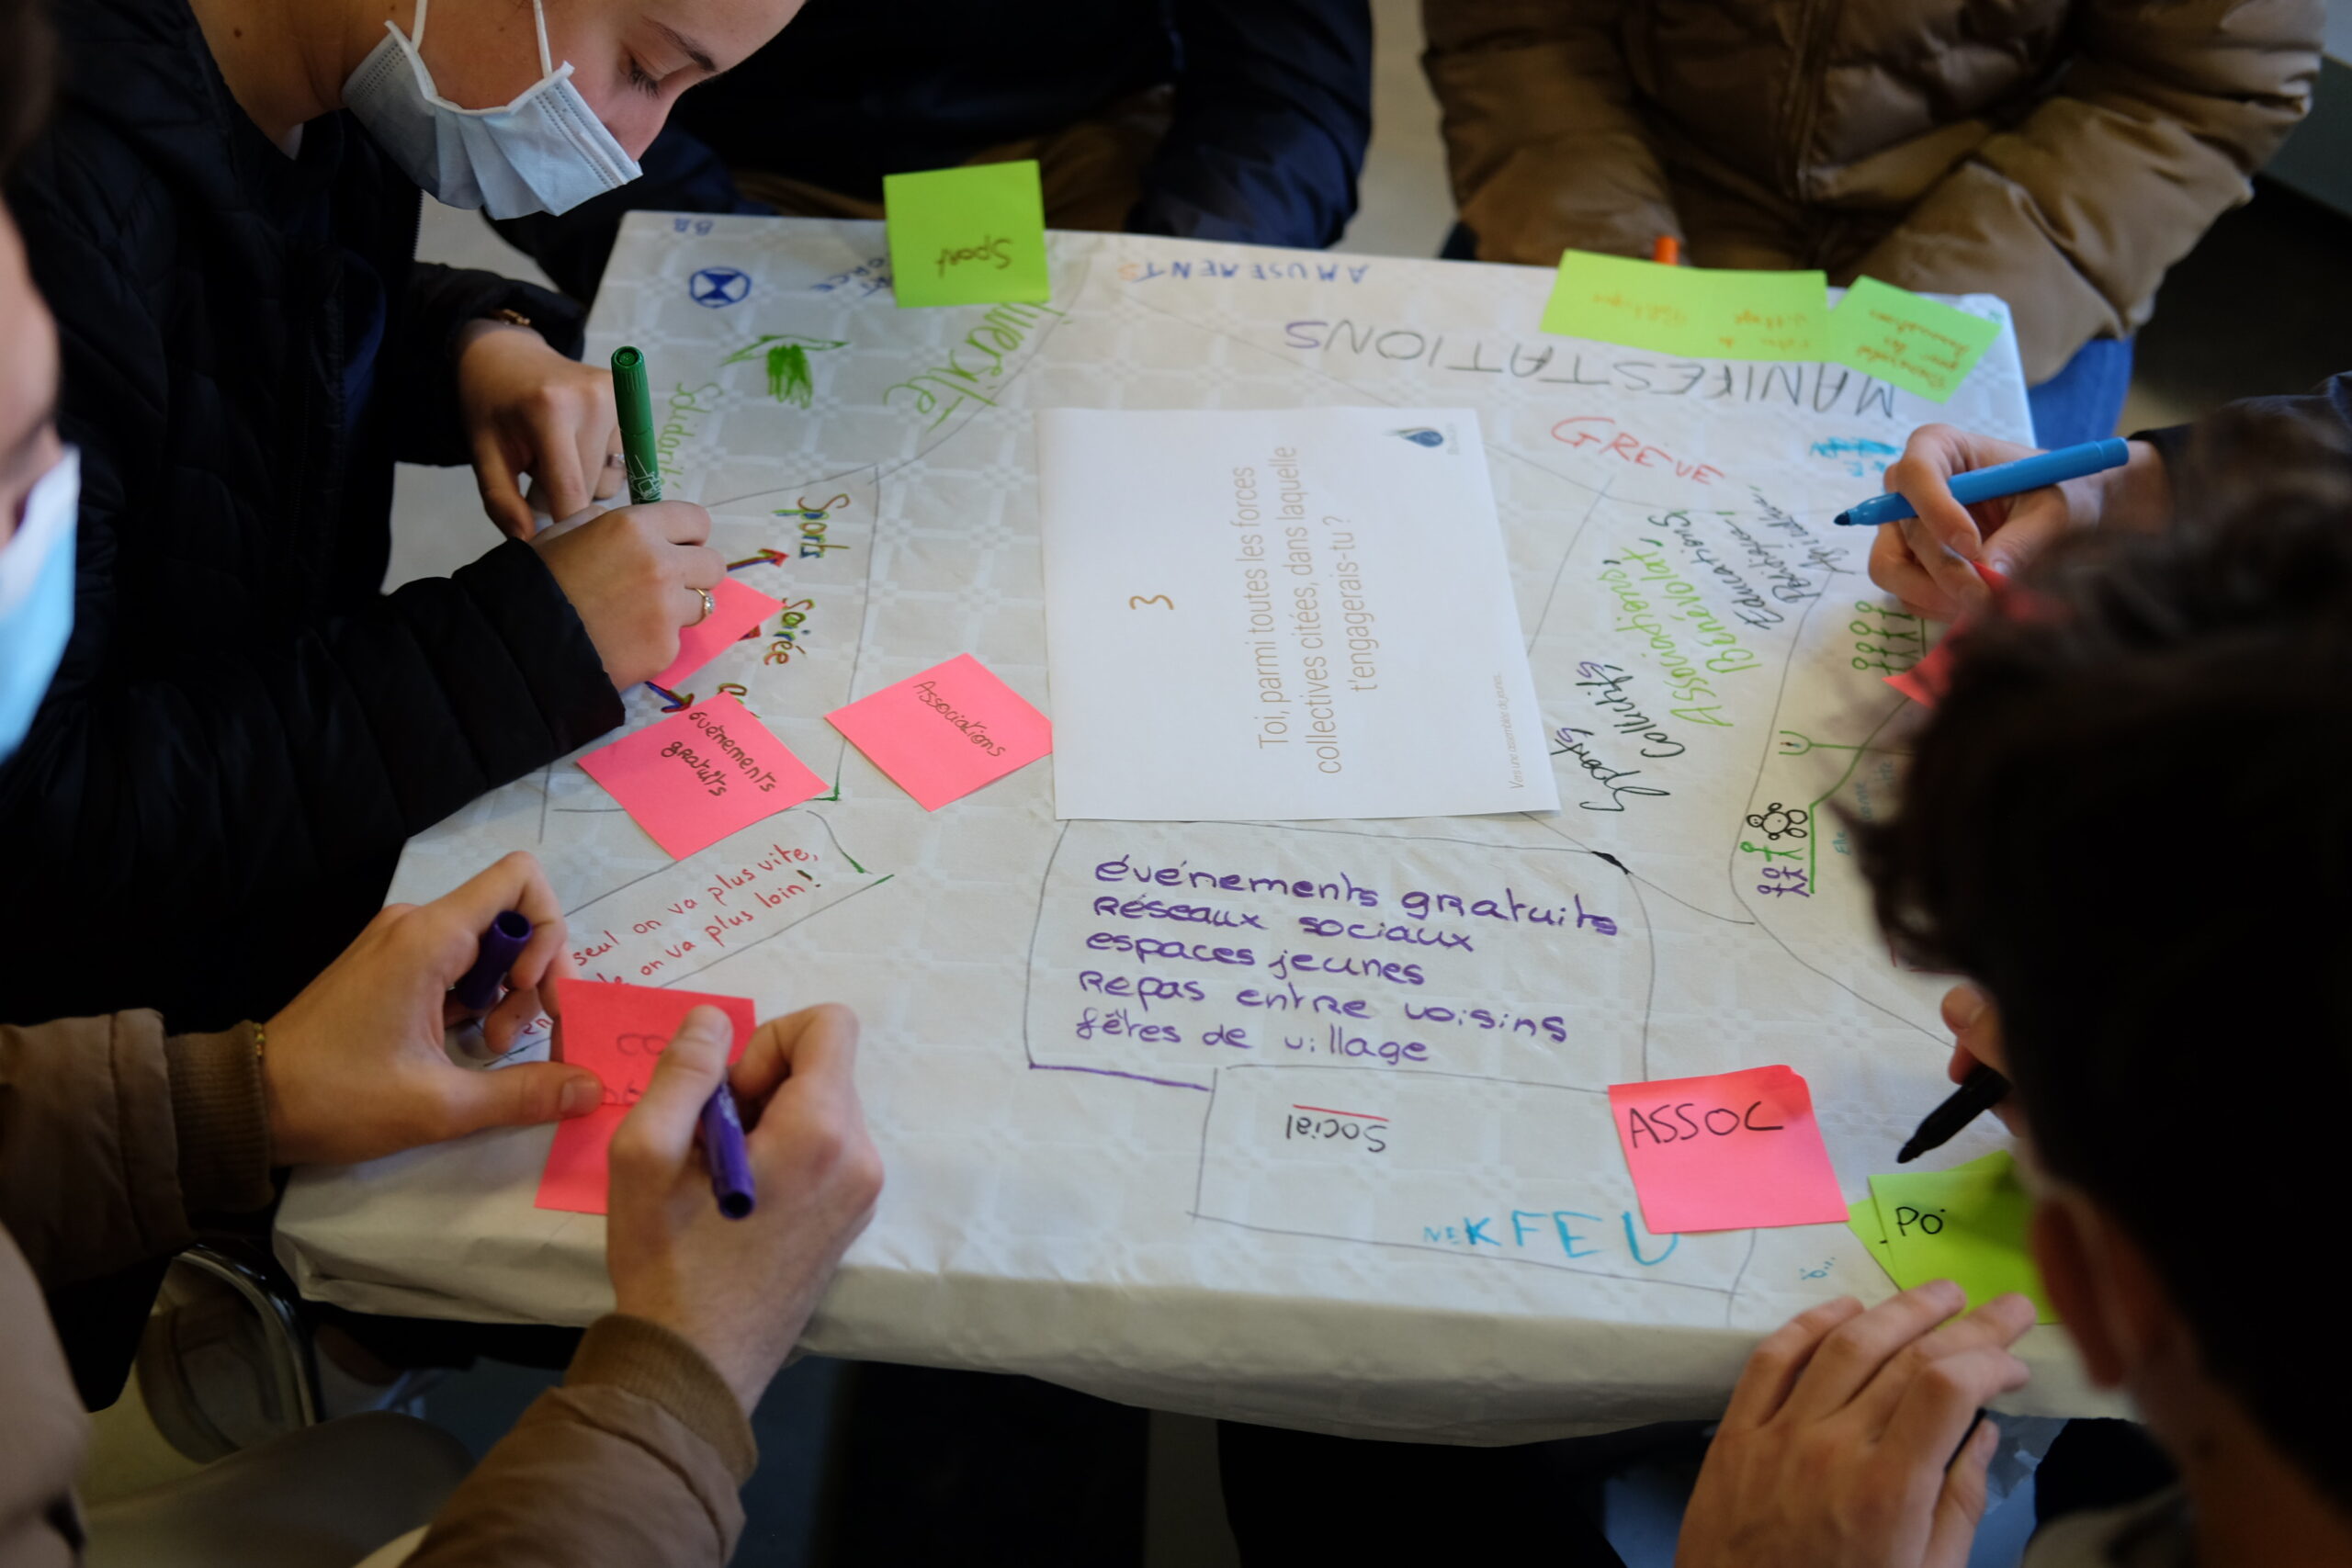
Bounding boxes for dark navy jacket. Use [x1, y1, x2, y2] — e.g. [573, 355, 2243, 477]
[0, 0, 621, 1033]
[500, 0, 1374, 300]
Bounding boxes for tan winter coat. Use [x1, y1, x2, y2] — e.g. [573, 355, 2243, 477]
[0, 1014, 753, 1567]
[1421, 0, 2323, 380]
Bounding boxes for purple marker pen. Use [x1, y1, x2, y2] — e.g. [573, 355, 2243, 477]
[700, 1084, 756, 1220]
[451, 911, 533, 1013]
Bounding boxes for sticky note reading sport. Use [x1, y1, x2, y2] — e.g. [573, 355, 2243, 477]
[651, 578, 784, 693]
[537, 980, 756, 1215]
[1541, 251, 1827, 361]
[828, 653, 1052, 811]
[1608, 1065, 1849, 1233]
[883, 161, 1050, 309]
[1866, 1151, 2058, 1322]
[579, 695, 826, 859]
[1828, 276, 2000, 403]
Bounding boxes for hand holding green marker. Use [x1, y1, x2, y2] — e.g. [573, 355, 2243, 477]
[611, 345, 662, 504]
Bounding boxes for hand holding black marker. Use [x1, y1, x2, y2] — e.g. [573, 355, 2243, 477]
[1897, 1061, 2011, 1163]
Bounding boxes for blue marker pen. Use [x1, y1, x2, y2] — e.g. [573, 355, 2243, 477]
[1834, 438, 2130, 529]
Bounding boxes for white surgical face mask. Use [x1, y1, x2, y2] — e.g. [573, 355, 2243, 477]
[0, 447, 78, 763]
[344, 0, 643, 220]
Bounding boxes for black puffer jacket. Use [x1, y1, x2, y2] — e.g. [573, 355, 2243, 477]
[0, 0, 624, 1032]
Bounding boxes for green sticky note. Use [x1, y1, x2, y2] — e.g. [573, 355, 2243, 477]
[1827, 276, 2001, 402]
[883, 161, 1050, 310]
[1868, 1151, 2058, 1323]
[1539, 250, 1827, 360]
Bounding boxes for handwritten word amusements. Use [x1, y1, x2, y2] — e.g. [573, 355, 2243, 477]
[579, 696, 827, 860]
[882, 160, 1050, 310]
[1608, 1066, 1848, 1233]
[537, 981, 755, 1215]
[1036, 407, 1556, 821]
[828, 654, 1052, 811]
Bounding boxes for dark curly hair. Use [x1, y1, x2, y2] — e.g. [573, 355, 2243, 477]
[1858, 402, 2352, 1508]
[2, 0, 53, 176]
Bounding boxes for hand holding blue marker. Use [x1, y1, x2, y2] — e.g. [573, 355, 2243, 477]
[1834, 437, 2131, 529]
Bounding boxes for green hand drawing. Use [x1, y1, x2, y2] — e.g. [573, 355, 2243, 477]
[719, 333, 850, 408]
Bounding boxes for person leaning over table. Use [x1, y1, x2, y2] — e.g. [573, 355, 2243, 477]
[0, 39, 882, 1553]
[492, 0, 1374, 303]
[1418, 0, 2323, 450]
[1673, 405, 2352, 1568]
[0, 0, 839, 1048]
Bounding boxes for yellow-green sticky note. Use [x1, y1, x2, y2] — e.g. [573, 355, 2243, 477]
[1827, 276, 2000, 402]
[883, 161, 1050, 310]
[1869, 1150, 2058, 1323]
[1539, 250, 1827, 361]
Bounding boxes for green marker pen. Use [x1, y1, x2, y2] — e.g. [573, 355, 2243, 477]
[611, 345, 663, 504]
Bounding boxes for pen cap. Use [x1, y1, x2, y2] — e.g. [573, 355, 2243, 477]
[451, 909, 534, 1013]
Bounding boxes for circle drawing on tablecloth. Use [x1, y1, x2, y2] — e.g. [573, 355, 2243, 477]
[689, 267, 752, 309]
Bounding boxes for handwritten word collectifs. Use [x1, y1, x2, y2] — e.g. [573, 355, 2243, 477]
[662, 708, 787, 797]
[908, 679, 1008, 758]
[936, 235, 1014, 277]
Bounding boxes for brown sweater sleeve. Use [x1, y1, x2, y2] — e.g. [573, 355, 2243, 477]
[0, 1013, 273, 1289]
[405, 1314, 756, 1568]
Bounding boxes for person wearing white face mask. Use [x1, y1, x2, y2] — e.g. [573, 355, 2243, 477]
[0, 18, 880, 1565]
[0, 0, 808, 1257]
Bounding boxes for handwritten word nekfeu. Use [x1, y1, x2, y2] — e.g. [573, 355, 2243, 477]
[1551, 417, 1724, 484]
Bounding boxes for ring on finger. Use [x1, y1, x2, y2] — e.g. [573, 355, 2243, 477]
[690, 586, 715, 626]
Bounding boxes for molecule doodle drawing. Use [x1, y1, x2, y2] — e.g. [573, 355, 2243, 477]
[1745, 803, 1811, 842]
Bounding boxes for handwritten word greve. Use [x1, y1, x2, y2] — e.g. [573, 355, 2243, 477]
[1551, 417, 1724, 484]
[937, 236, 1013, 276]
[1620, 1098, 1785, 1146]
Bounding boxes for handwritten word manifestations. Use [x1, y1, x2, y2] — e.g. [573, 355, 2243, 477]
[537, 981, 755, 1214]
[1031, 823, 1639, 1089]
[1609, 1065, 1847, 1233]
[829, 653, 1051, 811]
[567, 826, 885, 987]
[882, 160, 1049, 309]
[580, 697, 826, 859]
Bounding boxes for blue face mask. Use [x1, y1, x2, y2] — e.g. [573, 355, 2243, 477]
[343, 0, 643, 220]
[0, 447, 76, 762]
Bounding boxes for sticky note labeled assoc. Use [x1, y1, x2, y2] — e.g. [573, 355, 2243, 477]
[1867, 1150, 2058, 1322]
[579, 695, 826, 860]
[537, 980, 755, 1215]
[829, 653, 1051, 811]
[651, 578, 783, 692]
[1827, 276, 1999, 403]
[1541, 250, 1826, 361]
[1608, 1065, 1849, 1233]
[883, 160, 1050, 310]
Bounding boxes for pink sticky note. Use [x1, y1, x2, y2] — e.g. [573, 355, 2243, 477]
[652, 578, 784, 692]
[827, 653, 1051, 810]
[1608, 1065, 1849, 1233]
[578, 695, 825, 859]
[537, 980, 756, 1215]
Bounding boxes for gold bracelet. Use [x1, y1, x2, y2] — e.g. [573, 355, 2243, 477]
[491, 308, 534, 331]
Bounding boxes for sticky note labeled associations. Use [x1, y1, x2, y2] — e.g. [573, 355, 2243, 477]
[883, 160, 1050, 310]
[537, 980, 755, 1215]
[651, 578, 783, 692]
[1541, 250, 1827, 361]
[1856, 1150, 2058, 1322]
[828, 653, 1051, 811]
[1608, 1065, 1849, 1233]
[1827, 276, 2000, 403]
[579, 695, 826, 859]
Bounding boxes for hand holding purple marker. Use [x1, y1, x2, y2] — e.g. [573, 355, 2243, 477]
[451, 910, 533, 1012]
[699, 1081, 756, 1220]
